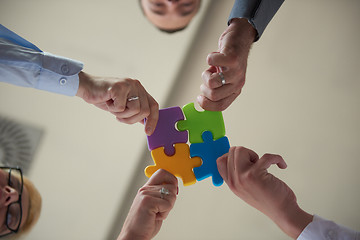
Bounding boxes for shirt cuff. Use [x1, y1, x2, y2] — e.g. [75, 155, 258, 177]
[297, 215, 359, 240]
[37, 52, 83, 96]
[228, 0, 284, 41]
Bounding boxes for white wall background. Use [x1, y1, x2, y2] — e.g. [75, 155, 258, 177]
[0, 0, 359, 240]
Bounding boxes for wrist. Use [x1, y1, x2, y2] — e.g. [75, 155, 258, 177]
[229, 18, 257, 44]
[76, 71, 87, 99]
[273, 203, 313, 239]
[118, 230, 149, 240]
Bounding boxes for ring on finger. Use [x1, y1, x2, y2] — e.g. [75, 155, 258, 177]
[160, 187, 170, 199]
[127, 96, 139, 102]
[219, 72, 226, 86]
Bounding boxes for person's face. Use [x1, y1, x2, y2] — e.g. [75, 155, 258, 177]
[0, 169, 29, 236]
[141, 0, 201, 31]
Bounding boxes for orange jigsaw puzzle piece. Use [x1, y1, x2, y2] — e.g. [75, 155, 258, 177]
[145, 143, 202, 186]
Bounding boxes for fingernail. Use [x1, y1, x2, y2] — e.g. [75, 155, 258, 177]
[217, 158, 225, 175]
[146, 127, 153, 136]
[217, 161, 223, 172]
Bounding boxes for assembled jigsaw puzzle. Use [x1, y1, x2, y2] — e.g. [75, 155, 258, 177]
[145, 103, 230, 186]
[145, 143, 202, 186]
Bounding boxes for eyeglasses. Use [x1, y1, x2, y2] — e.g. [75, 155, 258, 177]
[0, 167, 23, 238]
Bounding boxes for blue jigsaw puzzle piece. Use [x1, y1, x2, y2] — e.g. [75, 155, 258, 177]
[190, 131, 230, 187]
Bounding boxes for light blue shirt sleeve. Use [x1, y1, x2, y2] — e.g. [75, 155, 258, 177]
[0, 24, 83, 96]
[228, 0, 284, 41]
[297, 215, 360, 240]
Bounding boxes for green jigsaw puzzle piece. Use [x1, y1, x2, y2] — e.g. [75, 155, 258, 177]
[176, 103, 226, 144]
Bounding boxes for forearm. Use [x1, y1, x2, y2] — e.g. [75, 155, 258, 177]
[118, 230, 148, 240]
[0, 24, 83, 96]
[0, 39, 83, 96]
[268, 203, 313, 239]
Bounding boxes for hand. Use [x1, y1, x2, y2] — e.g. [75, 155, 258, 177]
[118, 169, 178, 240]
[76, 71, 159, 135]
[217, 146, 313, 239]
[197, 18, 256, 111]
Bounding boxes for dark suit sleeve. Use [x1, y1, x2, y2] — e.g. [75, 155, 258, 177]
[228, 0, 284, 41]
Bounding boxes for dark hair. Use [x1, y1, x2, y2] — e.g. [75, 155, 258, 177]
[158, 26, 188, 34]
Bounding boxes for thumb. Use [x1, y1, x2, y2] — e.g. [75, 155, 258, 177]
[217, 153, 229, 181]
[207, 52, 231, 68]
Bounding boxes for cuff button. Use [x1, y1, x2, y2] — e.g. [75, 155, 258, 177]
[59, 77, 67, 85]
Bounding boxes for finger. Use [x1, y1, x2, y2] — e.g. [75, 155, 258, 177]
[128, 85, 149, 120]
[217, 152, 229, 182]
[154, 192, 177, 220]
[202, 70, 232, 89]
[156, 196, 176, 220]
[232, 146, 259, 172]
[144, 93, 159, 136]
[201, 66, 218, 86]
[207, 52, 233, 68]
[197, 93, 238, 111]
[137, 186, 177, 220]
[115, 85, 148, 121]
[257, 153, 287, 170]
[113, 98, 141, 119]
[226, 146, 237, 186]
[93, 102, 109, 111]
[124, 93, 141, 115]
[116, 98, 148, 124]
[200, 83, 238, 102]
[113, 106, 140, 121]
[106, 84, 129, 113]
[146, 169, 178, 187]
[140, 184, 178, 199]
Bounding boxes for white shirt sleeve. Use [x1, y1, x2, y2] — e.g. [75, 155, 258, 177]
[0, 36, 83, 96]
[297, 215, 360, 240]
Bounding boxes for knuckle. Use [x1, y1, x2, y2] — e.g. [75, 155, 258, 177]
[133, 79, 141, 86]
[115, 103, 126, 112]
[234, 146, 246, 154]
[243, 170, 256, 182]
[139, 194, 153, 205]
[208, 78, 219, 89]
[262, 153, 273, 160]
[151, 101, 159, 111]
[234, 80, 245, 92]
[138, 186, 148, 196]
[142, 108, 151, 117]
[216, 101, 227, 111]
[201, 71, 208, 80]
[118, 117, 136, 125]
[199, 83, 207, 93]
[206, 54, 213, 65]
[117, 79, 129, 88]
[208, 90, 218, 101]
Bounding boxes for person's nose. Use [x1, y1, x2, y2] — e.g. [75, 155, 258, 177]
[0, 186, 19, 207]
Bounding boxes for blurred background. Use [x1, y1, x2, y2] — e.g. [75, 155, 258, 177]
[0, 0, 359, 239]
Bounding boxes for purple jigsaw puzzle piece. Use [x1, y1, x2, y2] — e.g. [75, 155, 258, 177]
[190, 131, 230, 187]
[147, 106, 188, 156]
